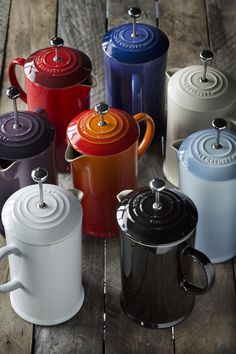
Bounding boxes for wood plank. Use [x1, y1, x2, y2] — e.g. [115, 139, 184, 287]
[57, 0, 106, 106]
[105, 238, 174, 354]
[206, 0, 236, 80]
[159, 0, 209, 67]
[0, 1, 57, 353]
[0, 236, 32, 354]
[34, 235, 104, 354]
[0, 0, 11, 84]
[0, 0, 57, 113]
[107, 0, 157, 29]
[175, 262, 236, 354]
[34, 1, 106, 352]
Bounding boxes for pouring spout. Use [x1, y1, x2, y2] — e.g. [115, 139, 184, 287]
[65, 144, 84, 163]
[171, 139, 184, 154]
[80, 74, 97, 88]
[117, 190, 133, 202]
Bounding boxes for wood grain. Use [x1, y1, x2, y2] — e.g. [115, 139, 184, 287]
[175, 262, 236, 354]
[105, 238, 174, 354]
[34, 235, 104, 354]
[58, 0, 106, 106]
[106, 0, 157, 29]
[159, 0, 209, 67]
[0, 0, 57, 114]
[206, 0, 236, 80]
[0, 0, 11, 84]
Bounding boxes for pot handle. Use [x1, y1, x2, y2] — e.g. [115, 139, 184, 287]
[133, 113, 155, 158]
[8, 58, 27, 103]
[180, 245, 215, 295]
[132, 73, 142, 113]
[0, 244, 22, 293]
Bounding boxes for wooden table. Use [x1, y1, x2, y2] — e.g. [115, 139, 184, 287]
[0, 1, 236, 353]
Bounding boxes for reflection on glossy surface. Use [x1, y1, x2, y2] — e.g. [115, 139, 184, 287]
[120, 233, 196, 329]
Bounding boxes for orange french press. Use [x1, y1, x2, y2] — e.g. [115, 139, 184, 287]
[66, 103, 154, 238]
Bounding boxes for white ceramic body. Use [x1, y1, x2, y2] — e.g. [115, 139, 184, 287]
[0, 223, 84, 325]
[179, 166, 236, 263]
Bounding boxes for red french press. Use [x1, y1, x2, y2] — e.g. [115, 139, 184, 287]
[8, 37, 96, 172]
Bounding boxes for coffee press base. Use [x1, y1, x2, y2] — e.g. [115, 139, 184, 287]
[10, 287, 85, 326]
[120, 298, 195, 329]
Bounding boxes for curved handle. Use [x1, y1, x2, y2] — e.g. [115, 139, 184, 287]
[8, 58, 27, 103]
[132, 73, 142, 113]
[180, 245, 215, 295]
[134, 113, 155, 158]
[0, 244, 22, 293]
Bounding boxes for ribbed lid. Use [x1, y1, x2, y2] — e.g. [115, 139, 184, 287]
[67, 103, 139, 156]
[169, 66, 236, 111]
[102, 8, 169, 64]
[178, 120, 236, 181]
[2, 184, 82, 245]
[116, 179, 198, 247]
[24, 37, 92, 88]
[0, 111, 54, 160]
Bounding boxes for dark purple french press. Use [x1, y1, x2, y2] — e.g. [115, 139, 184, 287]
[0, 87, 57, 235]
[102, 8, 169, 140]
[116, 178, 215, 329]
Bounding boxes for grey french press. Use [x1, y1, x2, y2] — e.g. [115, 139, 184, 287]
[116, 179, 215, 329]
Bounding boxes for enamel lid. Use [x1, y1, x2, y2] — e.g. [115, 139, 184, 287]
[169, 62, 236, 111]
[67, 103, 139, 156]
[0, 110, 54, 160]
[116, 179, 198, 247]
[2, 182, 82, 246]
[24, 37, 92, 88]
[102, 8, 169, 64]
[178, 119, 236, 181]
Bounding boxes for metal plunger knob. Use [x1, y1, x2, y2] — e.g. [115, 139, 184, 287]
[95, 103, 109, 126]
[212, 118, 227, 149]
[50, 37, 64, 62]
[149, 178, 165, 211]
[200, 50, 214, 82]
[31, 167, 48, 209]
[128, 7, 141, 37]
[6, 86, 21, 129]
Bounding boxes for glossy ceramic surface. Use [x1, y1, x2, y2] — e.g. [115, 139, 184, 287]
[177, 127, 236, 263]
[0, 184, 84, 325]
[163, 65, 236, 186]
[66, 107, 154, 237]
[8, 42, 95, 172]
[0, 109, 57, 236]
[102, 22, 169, 139]
[116, 184, 215, 328]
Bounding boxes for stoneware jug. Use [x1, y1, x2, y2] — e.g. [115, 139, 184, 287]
[0, 168, 84, 325]
[172, 118, 236, 263]
[66, 103, 154, 238]
[0, 87, 57, 236]
[116, 179, 215, 329]
[8, 37, 96, 172]
[102, 7, 169, 140]
[164, 50, 236, 186]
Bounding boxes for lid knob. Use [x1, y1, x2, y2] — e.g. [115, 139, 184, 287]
[50, 37, 64, 62]
[128, 7, 141, 38]
[149, 178, 165, 211]
[31, 167, 48, 209]
[212, 118, 227, 149]
[95, 103, 109, 126]
[6, 86, 22, 129]
[200, 50, 214, 82]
